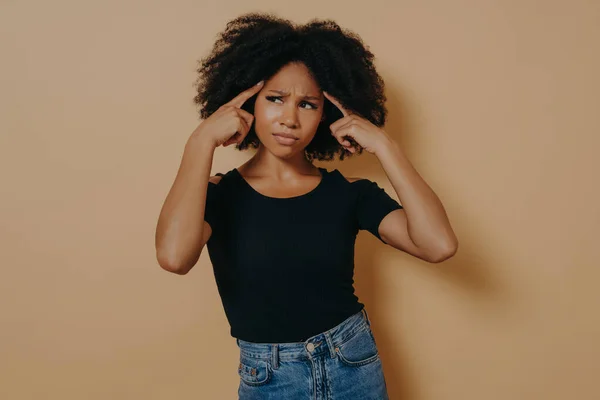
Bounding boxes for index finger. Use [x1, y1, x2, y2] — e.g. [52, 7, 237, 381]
[323, 91, 350, 117]
[225, 80, 264, 108]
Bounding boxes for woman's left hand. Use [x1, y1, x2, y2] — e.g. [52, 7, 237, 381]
[323, 91, 391, 155]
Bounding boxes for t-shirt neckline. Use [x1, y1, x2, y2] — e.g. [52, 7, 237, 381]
[233, 167, 328, 200]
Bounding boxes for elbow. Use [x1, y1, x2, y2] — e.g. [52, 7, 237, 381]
[155, 234, 207, 274]
[427, 240, 459, 264]
[162, 264, 191, 275]
[157, 258, 189, 275]
[156, 250, 195, 275]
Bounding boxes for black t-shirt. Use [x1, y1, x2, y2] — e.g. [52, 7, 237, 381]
[204, 166, 403, 343]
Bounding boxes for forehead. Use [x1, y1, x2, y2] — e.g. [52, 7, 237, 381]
[265, 63, 321, 93]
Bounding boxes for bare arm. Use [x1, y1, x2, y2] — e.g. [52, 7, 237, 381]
[323, 91, 458, 263]
[155, 80, 264, 274]
[155, 134, 217, 275]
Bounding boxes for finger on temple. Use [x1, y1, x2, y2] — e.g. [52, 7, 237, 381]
[227, 81, 264, 108]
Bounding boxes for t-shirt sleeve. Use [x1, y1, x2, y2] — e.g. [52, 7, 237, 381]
[204, 175, 224, 231]
[355, 179, 403, 243]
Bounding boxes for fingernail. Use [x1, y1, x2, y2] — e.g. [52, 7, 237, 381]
[257, 80, 264, 86]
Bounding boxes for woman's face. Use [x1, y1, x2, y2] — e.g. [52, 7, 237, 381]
[253, 62, 325, 157]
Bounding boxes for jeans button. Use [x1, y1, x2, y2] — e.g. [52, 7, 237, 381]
[307, 343, 315, 352]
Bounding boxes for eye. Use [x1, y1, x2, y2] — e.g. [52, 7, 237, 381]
[265, 96, 318, 110]
[301, 101, 318, 110]
[266, 96, 283, 104]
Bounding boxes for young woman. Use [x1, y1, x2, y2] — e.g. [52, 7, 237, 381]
[155, 12, 458, 399]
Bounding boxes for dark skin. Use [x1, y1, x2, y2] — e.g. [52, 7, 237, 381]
[219, 62, 357, 199]
[208, 62, 457, 262]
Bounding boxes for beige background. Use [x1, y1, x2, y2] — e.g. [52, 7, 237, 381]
[2, 0, 599, 399]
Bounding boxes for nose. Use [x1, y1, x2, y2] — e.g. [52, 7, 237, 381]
[280, 103, 299, 129]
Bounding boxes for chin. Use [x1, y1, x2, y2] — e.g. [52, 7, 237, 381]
[273, 147, 303, 159]
[262, 141, 306, 159]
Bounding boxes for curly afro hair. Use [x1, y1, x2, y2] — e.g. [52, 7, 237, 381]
[193, 12, 388, 161]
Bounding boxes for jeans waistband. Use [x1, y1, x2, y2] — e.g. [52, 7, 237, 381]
[235, 307, 373, 366]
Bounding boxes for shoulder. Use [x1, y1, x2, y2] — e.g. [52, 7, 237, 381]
[208, 168, 238, 186]
[331, 169, 367, 184]
[331, 170, 389, 198]
[344, 176, 364, 183]
[327, 170, 375, 200]
[208, 175, 223, 185]
[206, 173, 228, 203]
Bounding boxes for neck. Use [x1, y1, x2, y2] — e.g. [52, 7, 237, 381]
[243, 144, 319, 178]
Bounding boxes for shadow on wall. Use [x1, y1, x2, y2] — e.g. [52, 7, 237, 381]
[322, 82, 505, 400]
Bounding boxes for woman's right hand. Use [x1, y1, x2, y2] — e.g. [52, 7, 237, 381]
[192, 80, 264, 148]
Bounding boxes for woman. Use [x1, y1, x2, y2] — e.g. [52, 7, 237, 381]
[155, 12, 458, 399]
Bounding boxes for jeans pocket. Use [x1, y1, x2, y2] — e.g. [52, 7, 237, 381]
[238, 353, 271, 387]
[335, 327, 380, 367]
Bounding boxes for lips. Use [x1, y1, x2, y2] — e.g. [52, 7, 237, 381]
[272, 133, 298, 146]
[273, 132, 298, 140]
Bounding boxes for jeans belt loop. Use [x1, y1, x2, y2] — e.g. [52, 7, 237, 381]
[271, 344, 279, 369]
[362, 308, 371, 327]
[324, 331, 336, 358]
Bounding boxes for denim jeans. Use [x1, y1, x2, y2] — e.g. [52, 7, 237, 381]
[236, 307, 389, 399]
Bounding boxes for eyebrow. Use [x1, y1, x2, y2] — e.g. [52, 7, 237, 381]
[267, 90, 321, 101]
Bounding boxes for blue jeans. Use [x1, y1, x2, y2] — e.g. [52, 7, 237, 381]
[235, 307, 389, 399]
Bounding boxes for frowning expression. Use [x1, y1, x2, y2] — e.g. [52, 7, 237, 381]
[253, 62, 325, 155]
